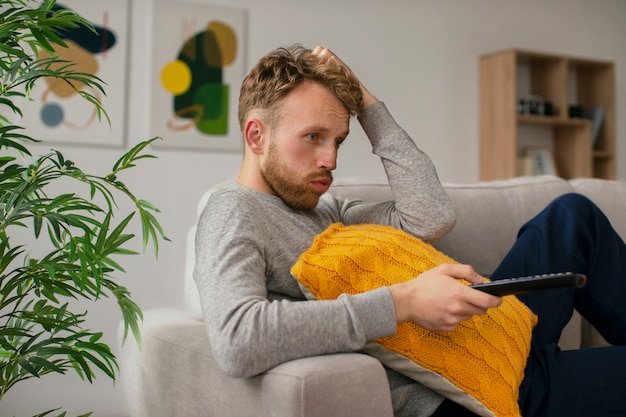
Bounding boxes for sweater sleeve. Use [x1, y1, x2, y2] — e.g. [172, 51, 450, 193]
[341, 102, 456, 243]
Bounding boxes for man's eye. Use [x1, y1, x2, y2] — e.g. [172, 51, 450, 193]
[335, 139, 344, 148]
[306, 134, 318, 141]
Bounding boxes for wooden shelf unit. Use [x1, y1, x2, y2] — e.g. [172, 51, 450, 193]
[480, 49, 615, 180]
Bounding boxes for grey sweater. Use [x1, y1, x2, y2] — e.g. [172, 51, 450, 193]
[194, 102, 456, 417]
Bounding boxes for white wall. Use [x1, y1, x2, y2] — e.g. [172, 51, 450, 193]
[2, 0, 625, 415]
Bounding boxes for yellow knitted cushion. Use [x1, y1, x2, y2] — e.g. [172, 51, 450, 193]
[291, 223, 537, 417]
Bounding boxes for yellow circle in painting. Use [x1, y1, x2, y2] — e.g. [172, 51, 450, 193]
[207, 21, 237, 66]
[161, 60, 192, 95]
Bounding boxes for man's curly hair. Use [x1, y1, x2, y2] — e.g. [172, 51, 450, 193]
[238, 44, 363, 131]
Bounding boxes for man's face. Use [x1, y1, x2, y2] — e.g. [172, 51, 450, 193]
[260, 81, 350, 210]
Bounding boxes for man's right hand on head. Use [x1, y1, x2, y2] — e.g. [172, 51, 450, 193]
[311, 45, 379, 112]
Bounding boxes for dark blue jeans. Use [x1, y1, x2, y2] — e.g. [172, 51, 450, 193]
[433, 193, 626, 417]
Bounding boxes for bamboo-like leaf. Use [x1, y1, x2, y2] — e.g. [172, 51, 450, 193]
[32, 214, 43, 238]
[111, 137, 160, 173]
[0, 243, 24, 274]
[33, 408, 67, 417]
[100, 255, 129, 273]
[18, 358, 39, 377]
[29, 356, 65, 374]
[0, 327, 31, 338]
[68, 351, 93, 382]
[0, 155, 17, 168]
[103, 214, 135, 254]
[74, 341, 116, 377]
[26, 25, 55, 54]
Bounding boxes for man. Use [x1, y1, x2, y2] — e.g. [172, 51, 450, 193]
[194, 44, 626, 417]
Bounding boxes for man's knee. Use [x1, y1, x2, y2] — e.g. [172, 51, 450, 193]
[549, 193, 598, 219]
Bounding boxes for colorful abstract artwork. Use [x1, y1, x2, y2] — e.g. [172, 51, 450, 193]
[151, 0, 246, 152]
[20, 0, 130, 147]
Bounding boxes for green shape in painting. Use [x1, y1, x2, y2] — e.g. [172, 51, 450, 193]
[194, 83, 229, 135]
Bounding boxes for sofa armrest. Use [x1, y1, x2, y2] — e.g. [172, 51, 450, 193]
[119, 309, 394, 417]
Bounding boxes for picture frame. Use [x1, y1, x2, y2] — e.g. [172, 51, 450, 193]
[150, 0, 247, 152]
[19, 0, 130, 147]
[525, 146, 558, 176]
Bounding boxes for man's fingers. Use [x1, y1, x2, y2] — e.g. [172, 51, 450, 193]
[434, 263, 483, 284]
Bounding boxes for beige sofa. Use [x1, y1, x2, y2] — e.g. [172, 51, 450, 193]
[119, 175, 624, 417]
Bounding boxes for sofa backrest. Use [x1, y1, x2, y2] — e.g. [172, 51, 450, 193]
[329, 175, 576, 277]
[569, 178, 626, 239]
[435, 176, 576, 276]
[185, 175, 626, 313]
[184, 187, 219, 315]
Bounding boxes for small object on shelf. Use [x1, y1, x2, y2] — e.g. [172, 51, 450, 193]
[525, 146, 557, 176]
[569, 105, 605, 146]
[518, 95, 553, 116]
[568, 104, 584, 118]
[586, 107, 605, 147]
[516, 155, 533, 176]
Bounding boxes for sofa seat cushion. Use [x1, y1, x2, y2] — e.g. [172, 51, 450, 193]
[291, 223, 537, 417]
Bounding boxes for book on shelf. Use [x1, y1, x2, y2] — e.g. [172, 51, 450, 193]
[585, 107, 605, 147]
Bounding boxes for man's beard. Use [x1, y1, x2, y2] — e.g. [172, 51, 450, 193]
[261, 142, 332, 211]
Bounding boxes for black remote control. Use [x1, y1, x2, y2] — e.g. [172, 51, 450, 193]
[471, 272, 587, 296]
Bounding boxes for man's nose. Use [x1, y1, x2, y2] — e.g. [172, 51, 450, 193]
[317, 142, 338, 171]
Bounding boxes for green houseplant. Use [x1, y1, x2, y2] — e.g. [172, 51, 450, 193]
[0, 1, 168, 415]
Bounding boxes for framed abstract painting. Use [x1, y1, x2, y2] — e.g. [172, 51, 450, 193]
[20, 0, 130, 147]
[150, 0, 246, 152]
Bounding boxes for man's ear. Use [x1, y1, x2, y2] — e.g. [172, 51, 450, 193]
[243, 118, 266, 154]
